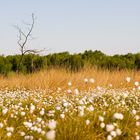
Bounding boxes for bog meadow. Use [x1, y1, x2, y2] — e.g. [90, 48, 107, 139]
[1, 1, 140, 140]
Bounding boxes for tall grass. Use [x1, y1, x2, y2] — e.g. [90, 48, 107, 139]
[0, 68, 139, 90]
[0, 68, 140, 139]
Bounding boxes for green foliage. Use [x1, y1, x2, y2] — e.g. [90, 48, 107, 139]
[135, 53, 140, 70]
[0, 56, 12, 75]
[0, 50, 140, 74]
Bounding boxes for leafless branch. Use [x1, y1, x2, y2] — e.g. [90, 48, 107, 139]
[23, 48, 45, 55]
[14, 13, 44, 73]
[14, 13, 36, 55]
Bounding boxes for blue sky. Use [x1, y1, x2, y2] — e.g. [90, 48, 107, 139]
[0, 0, 140, 55]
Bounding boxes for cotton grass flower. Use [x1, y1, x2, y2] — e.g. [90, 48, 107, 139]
[68, 81, 72, 86]
[55, 106, 61, 110]
[31, 126, 37, 131]
[87, 105, 94, 112]
[100, 122, 105, 128]
[37, 128, 42, 133]
[79, 110, 84, 117]
[40, 109, 45, 116]
[24, 136, 29, 140]
[67, 89, 72, 94]
[6, 127, 14, 132]
[30, 104, 35, 110]
[132, 109, 137, 115]
[2, 108, 8, 115]
[7, 132, 12, 137]
[135, 115, 140, 120]
[97, 86, 101, 90]
[74, 89, 79, 95]
[41, 130, 46, 135]
[23, 122, 33, 128]
[126, 77, 131, 82]
[84, 78, 88, 83]
[89, 78, 95, 83]
[136, 135, 140, 140]
[48, 120, 57, 130]
[110, 131, 117, 137]
[46, 130, 56, 140]
[24, 135, 33, 140]
[60, 114, 65, 119]
[123, 93, 128, 98]
[132, 88, 136, 91]
[109, 84, 112, 87]
[99, 115, 104, 122]
[86, 120, 90, 125]
[37, 117, 42, 122]
[135, 81, 139, 86]
[0, 122, 4, 128]
[113, 113, 124, 120]
[63, 102, 68, 107]
[106, 124, 115, 132]
[107, 135, 112, 140]
[136, 121, 140, 126]
[115, 128, 122, 136]
[21, 111, 26, 116]
[57, 87, 61, 93]
[19, 131, 25, 136]
[30, 104, 35, 113]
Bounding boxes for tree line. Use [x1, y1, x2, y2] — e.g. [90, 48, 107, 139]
[0, 50, 140, 75]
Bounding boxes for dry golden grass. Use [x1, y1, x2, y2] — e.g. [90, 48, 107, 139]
[0, 68, 140, 91]
[0, 68, 140, 140]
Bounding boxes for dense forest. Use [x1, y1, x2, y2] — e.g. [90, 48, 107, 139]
[0, 50, 140, 75]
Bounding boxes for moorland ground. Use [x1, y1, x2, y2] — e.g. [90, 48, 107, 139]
[0, 68, 140, 140]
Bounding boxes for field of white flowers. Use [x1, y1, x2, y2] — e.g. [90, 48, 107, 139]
[0, 77, 140, 140]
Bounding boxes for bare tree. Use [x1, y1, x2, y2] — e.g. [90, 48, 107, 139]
[14, 13, 43, 73]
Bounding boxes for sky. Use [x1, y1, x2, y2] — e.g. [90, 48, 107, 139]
[0, 0, 140, 55]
